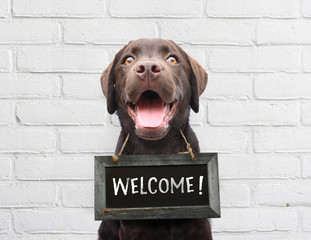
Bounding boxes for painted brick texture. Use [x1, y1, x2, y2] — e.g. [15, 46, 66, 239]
[12, 0, 105, 17]
[0, 0, 8, 17]
[0, 21, 60, 44]
[0, 0, 310, 239]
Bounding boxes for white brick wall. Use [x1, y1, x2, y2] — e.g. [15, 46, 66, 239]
[302, 0, 311, 17]
[109, 0, 201, 18]
[17, 48, 108, 73]
[13, 209, 98, 233]
[160, 20, 253, 45]
[0, 0, 310, 239]
[209, 47, 300, 72]
[0, 102, 13, 125]
[64, 20, 158, 45]
[0, 157, 11, 180]
[0, 0, 8, 18]
[257, 21, 311, 45]
[16, 100, 106, 125]
[254, 73, 311, 99]
[0, 21, 60, 44]
[0, 183, 56, 207]
[303, 50, 311, 72]
[0, 74, 60, 99]
[12, 0, 105, 18]
[206, 0, 299, 18]
[0, 50, 11, 72]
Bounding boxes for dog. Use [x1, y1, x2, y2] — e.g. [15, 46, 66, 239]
[98, 38, 211, 240]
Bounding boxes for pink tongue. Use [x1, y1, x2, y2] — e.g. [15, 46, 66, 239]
[137, 96, 165, 128]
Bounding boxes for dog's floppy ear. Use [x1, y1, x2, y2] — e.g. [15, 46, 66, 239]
[100, 46, 127, 114]
[188, 56, 208, 113]
[172, 42, 208, 113]
[100, 63, 116, 114]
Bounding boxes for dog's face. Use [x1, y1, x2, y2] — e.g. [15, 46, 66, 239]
[101, 38, 207, 140]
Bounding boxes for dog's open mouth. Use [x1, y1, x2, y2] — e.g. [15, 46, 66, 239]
[127, 90, 176, 137]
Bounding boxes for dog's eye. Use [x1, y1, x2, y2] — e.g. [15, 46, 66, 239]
[124, 56, 135, 65]
[166, 56, 178, 65]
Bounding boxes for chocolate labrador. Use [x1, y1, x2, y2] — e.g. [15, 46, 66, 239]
[98, 38, 211, 240]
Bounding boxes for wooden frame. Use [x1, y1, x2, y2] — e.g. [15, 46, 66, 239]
[95, 153, 220, 220]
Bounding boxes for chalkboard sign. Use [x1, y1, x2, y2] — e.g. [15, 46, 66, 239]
[95, 153, 220, 220]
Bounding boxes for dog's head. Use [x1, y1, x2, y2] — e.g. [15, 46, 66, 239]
[101, 38, 207, 140]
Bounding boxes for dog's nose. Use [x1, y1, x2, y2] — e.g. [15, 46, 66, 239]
[135, 60, 162, 81]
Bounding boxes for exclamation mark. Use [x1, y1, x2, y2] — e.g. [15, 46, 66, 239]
[199, 176, 203, 195]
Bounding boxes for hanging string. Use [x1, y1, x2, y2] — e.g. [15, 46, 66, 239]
[179, 129, 196, 160]
[112, 132, 130, 163]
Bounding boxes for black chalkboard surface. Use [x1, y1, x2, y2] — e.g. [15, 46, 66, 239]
[95, 153, 220, 220]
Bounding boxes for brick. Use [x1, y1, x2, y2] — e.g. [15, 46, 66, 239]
[0, 101, 12, 125]
[0, 212, 10, 231]
[110, 0, 201, 17]
[209, 47, 299, 72]
[13, 0, 105, 17]
[219, 154, 300, 179]
[303, 50, 311, 72]
[0, 129, 56, 153]
[62, 74, 104, 99]
[302, 102, 311, 125]
[26, 234, 65, 240]
[13, 209, 98, 233]
[0, 157, 11, 180]
[193, 127, 248, 153]
[257, 21, 311, 45]
[254, 184, 311, 206]
[17, 48, 108, 73]
[0, 183, 56, 207]
[161, 20, 253, 45]
[302, 155, 311, 178]
[64, 20, 157, 44]
[302, 0, 311, 17]
[256, 210, 297, 231]
[303, 208, 311, 231]
[212, 208, 297, 232]
[254, 128, 311, 153]
[0, 21, 60, 44]
[15, 156, 93, 180]
[202, 74, 252, 100]
[60, 128, 120, 153]
[63, 235, 97, 240]
[0, 73, 60, 98]
[220, 184, 250, 207]
[208, 101, 298, 126]
[0, 50, 11, 72]
[0, 234, 11, 240]
[211, 209, 256, 232]
[303, 235, 311, 240]
[16, 100, 106, 125]
[206, 0, 299, 18]
[254, 73, 311, 99]
[61, 182, 93, 207]
[0, 0, 8, 17]
[26, 234, 97, 240]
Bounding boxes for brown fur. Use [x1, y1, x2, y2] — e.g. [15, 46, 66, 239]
[98, 38, 211, 240]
